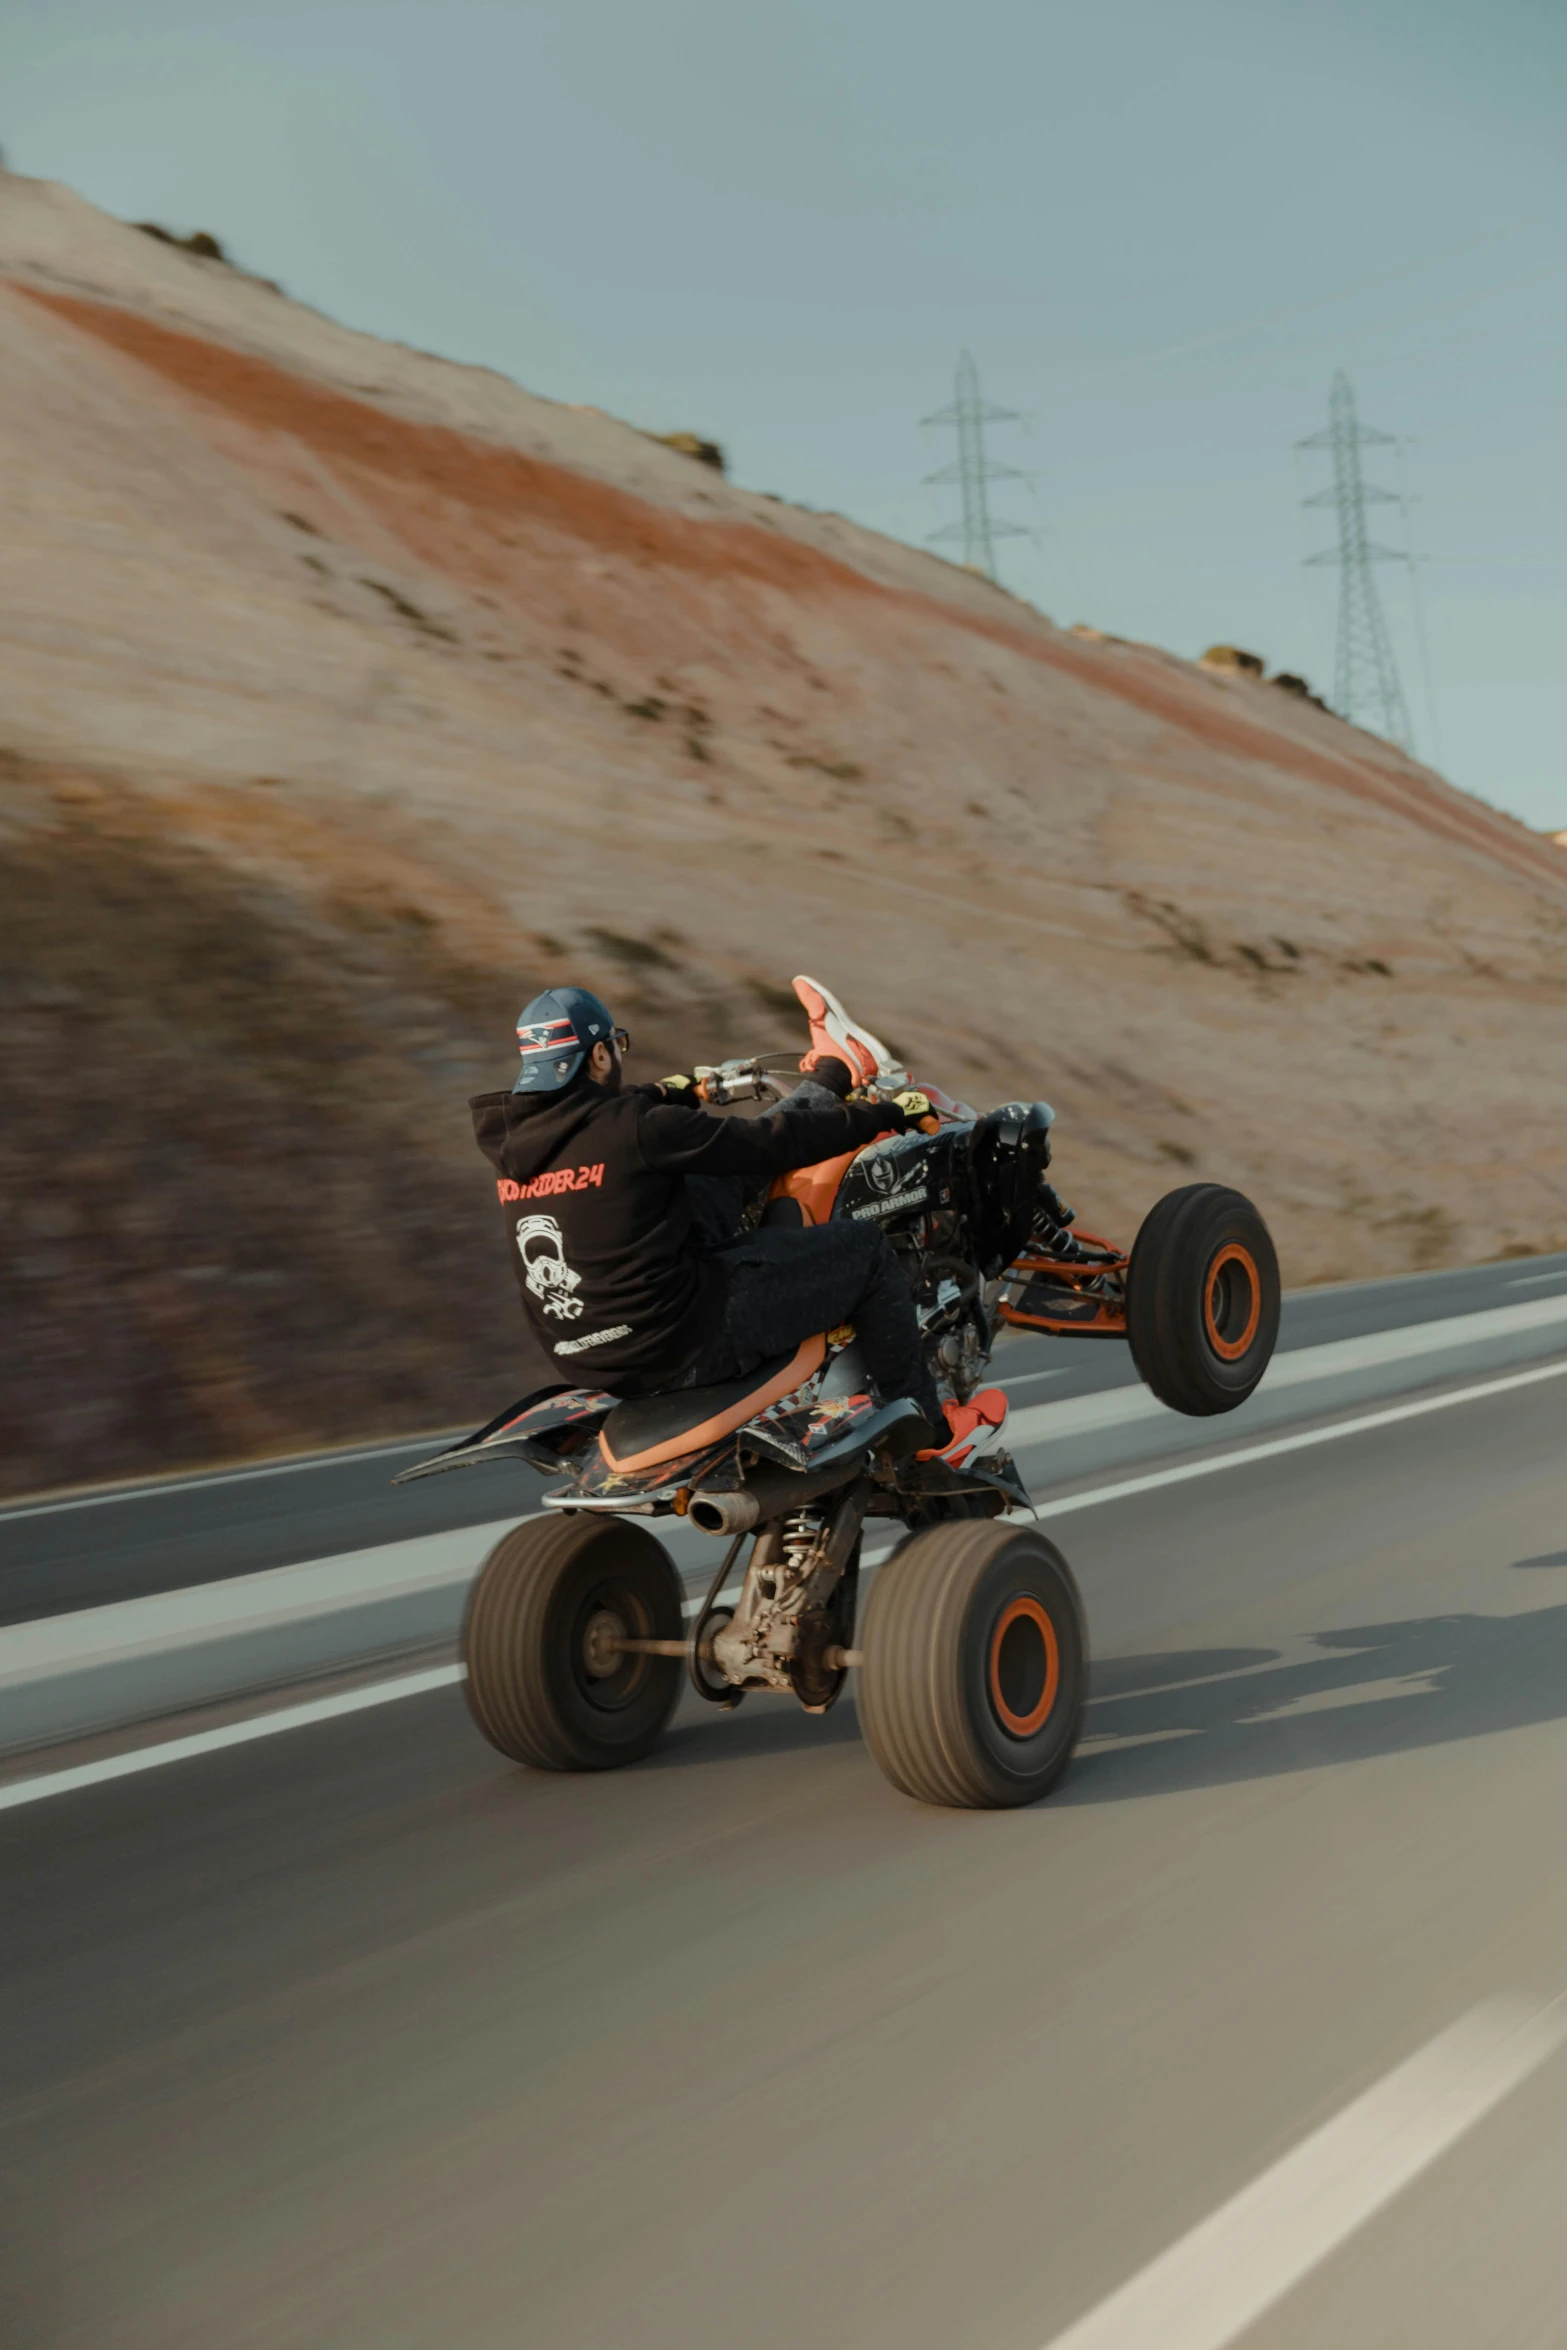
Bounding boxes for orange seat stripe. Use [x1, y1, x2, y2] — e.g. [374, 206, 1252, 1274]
[598, 1332, 828, 1474]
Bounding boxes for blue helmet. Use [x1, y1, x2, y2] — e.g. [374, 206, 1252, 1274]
[512, 986, 618, 1095]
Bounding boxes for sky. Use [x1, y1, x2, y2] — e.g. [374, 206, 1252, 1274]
[8, 0, 1566, 827]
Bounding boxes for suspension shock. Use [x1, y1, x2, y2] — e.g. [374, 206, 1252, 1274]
[1034, 1182, 1091, 1262]
[779, 1507, 828, 1580]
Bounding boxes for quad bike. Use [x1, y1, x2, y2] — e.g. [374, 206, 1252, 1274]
[398, 981, 1279, 1809]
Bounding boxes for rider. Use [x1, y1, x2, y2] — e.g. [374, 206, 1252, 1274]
[470, 983, 998, 1460]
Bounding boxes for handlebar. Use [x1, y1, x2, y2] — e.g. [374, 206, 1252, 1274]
[690, 1058, 978, 1126]
[693, 1059, 790, 1106]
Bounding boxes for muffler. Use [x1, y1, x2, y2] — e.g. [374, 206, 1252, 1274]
[688, 1491, 759, 1537]
[687, 1400, 924, 1536]
[686, 1456, 868, 1538]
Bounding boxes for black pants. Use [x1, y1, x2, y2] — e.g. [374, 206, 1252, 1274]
[685, 1081, 942, 1431]
[698, 1220, 942, 1432]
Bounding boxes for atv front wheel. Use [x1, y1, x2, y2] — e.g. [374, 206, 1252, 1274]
[858, 1522, 1086, 1808]
[1126, 1183, 1280, 1416]
[462, 1516, 684, 1771]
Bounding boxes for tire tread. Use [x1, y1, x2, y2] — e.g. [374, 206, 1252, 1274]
[1126, 1182, 1279, 1416]
[860, 1521, 1085, 1808]
[462, 1516, 682, 1771]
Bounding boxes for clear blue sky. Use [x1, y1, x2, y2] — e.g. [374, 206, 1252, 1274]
[9, 0, 1565, 826]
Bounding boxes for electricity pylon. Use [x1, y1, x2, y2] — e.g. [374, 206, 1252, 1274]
[922, 351, 1028, 582]
[1299, 371, 1414, 751]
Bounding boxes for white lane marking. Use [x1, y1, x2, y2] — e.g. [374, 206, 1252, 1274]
[4, 1585, 751, 1814]
[8, 1358, 1564, 1806]
[997, 1368, 1071, 1391]
[1039, 1996, 1567, 2350]
[1, 1565, 866, 1813]
[686, 1553, 900, 1606]
[1260, 1294, 1567, 1377]
[0, 1433, 469, 1523]
[1509, 1269, 1567, 1288]
[2, 1567, 871, 1814]
[683, 1583, 741, 1616]
[720, 1363, 1567, 1566]
[0, 1665, 466, 1814]
[1033, 1358, 1567, 1520]
[0, 1519, 528, 1687]
[13, 1286, 1565, 1531]
[1004, 1291, 1567, 1451]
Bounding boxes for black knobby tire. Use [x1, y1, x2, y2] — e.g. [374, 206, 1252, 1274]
[1125, 1183, 1280, 1416]
[462, 1515, 684, 1772]
[858, 1522, 1086, 1809]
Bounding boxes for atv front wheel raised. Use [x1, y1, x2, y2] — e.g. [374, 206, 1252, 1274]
[462, 1516, 684, 1771]
[858, 1522, 1086, 1808]
[1126, 1183, 1280, 1416]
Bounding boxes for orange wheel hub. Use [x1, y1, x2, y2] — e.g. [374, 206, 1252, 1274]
[988, 1596, 1061, 1738]
[1203, 1242, 1261, 1361]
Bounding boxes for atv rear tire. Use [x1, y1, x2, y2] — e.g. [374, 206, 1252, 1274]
[1126, 1183, 1280, 1416]
[858, 1522, 1086, 1808]
[462, 1516, 684, 1771]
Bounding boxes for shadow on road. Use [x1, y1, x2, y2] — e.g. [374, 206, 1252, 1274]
[654, 1690, 863, 1771]
[1065, 1587, 1567, 1803]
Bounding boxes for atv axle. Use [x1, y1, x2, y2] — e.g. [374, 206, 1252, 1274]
[604, 1636, 864, 1668]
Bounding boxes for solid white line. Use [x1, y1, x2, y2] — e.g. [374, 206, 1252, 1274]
[0, 1574, 843, 1814]
[9, 1358, 1564, 1812]
[12, 1282, 1564, 1529]
[1034, 1357, 1567, 1521]
[1003, 1289, 1567, 1452]
[683, 1583, 742, 1616]
[0, 1518, 526, 1686]
[1039, 1996, 1567, 2350]
[0, 1665, 465, 1814]
[0, 1433, 467, 1523]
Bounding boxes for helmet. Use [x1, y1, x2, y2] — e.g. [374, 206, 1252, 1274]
[512, 986, 618, 1095]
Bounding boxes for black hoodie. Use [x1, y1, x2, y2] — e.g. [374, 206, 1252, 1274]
[471, 1079, 902, 1389]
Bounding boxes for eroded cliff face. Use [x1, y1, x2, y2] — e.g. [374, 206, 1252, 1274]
[3, 173, 1564, 1491]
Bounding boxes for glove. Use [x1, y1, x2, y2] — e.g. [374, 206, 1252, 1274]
[660, 1073, 699, 1099]
[894, 1089, 940, 1134]
[802, 1053, 853, 1100]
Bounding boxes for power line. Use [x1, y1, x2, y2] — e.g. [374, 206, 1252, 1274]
[1299, 371, 1414, 752]
[922, 351, 1028, 582]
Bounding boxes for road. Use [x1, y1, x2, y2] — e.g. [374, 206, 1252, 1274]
[6, 1247, 1567, 1623]
[4, 1257, 1567, 2348]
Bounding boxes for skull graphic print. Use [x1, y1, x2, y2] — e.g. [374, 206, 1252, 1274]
[514, 1213, 586, 1320]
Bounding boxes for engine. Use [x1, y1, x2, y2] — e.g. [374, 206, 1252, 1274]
[824, 1105, 1058, 1402]
[966, 1101, 1057, 1275]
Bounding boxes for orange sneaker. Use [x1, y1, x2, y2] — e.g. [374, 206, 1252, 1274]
[792, 975, 904, 1088]
[915, 1387, 1009, 1468]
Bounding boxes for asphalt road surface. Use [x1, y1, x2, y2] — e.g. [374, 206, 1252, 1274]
[5, 1260, 1567, 2347]
[5, 1247, 1566, 1625]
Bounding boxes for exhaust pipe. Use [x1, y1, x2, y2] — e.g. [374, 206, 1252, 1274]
[687, 1457, 872, 1538]
[688, 1491, 759, 1537]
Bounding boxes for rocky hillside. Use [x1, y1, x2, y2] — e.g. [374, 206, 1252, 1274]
[3, 171, 1565, 1495]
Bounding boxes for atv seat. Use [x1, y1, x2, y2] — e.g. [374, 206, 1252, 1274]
[599, 1333, 827, 1474]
